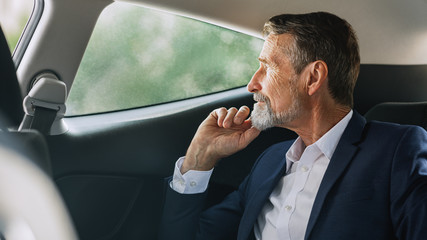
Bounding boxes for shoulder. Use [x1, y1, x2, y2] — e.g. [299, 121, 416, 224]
[364, 120, 427, 140]
[361, 120, 427, 158]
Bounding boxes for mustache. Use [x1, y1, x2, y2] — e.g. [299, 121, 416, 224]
[253, 93, 270, 103]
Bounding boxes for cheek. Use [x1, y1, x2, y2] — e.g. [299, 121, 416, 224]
[266, 72, 289, 109]
[267, 71, 281, 93]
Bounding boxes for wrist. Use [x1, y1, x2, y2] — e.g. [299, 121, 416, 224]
[181, 146, 218, 174]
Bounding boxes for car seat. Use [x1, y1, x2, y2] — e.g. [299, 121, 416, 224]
[364, 101, 427, 130]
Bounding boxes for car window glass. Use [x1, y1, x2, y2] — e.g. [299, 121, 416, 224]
[66, 2, 263, 116]
[0, 0, 34, 52]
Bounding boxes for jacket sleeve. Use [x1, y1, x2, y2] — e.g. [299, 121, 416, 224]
[158, 142, 288, 240]
[158, 176, 249, 240]
[390, 126, 427, 239]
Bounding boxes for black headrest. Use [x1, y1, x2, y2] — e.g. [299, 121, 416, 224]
[0, 25, 24, 128]
[364, 102, 427, 129]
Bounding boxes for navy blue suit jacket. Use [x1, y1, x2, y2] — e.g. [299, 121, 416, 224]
[159, 112, 427, 240]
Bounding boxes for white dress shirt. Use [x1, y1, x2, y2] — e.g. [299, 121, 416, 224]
[171, 110, 353, 240]
[171, 157, 213, 194]
[254, 110, 353, 239]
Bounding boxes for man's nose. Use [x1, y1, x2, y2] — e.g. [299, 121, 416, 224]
[247, 68, 263, 93]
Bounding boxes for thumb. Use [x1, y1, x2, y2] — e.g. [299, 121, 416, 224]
[245, 126, 261, 143]
[240, 122, 261, 148]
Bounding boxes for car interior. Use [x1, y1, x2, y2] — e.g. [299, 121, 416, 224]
[1, 0, 427, 239]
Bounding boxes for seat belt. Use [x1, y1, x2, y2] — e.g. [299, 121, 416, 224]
[19, 74, 68, 135]
[29, 106, 58, 134]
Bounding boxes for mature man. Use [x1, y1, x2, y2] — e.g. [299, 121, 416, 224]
[159, 12, 427, 240]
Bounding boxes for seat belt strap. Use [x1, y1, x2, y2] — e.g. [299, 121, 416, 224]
[29, 107, 59, 134]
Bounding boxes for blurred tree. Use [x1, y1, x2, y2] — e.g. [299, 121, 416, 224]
[0, 0, 33, 52]
[67, 3, 263, 115]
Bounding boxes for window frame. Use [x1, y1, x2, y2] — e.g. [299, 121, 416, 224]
[12, 0, 44, 68]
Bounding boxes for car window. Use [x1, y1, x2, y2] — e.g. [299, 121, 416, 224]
[0, 0, 34, 52]
[66, 2, 264, 116]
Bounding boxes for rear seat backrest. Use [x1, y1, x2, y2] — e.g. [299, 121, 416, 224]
[364, 102, 427, 130]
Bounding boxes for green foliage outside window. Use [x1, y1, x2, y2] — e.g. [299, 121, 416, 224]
[0, 0, 33, 53]
[67, 3, 264, 116]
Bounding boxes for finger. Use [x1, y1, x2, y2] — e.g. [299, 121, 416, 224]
[215, 107, 228, 127]
[223, 107, 238, 128]
[233, 106, 250, 125]
[241, 125, 261, 146]
[239, 119, 261, 147]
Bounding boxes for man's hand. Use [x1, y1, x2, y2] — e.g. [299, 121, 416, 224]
[181, 106, 261, 174]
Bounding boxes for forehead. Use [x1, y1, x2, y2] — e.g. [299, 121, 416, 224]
[259, 33, 294, 66]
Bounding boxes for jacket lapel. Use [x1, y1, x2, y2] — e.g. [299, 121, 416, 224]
[304, 111, 367, 239]
[238, 145, 290, 240]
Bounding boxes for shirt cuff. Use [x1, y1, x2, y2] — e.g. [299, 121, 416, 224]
[170, 157, 213, 194]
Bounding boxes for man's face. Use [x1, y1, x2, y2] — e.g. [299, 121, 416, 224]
[247, 34, 303, 131]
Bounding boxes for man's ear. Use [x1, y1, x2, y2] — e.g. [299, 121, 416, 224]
[306, 60, 328, 96]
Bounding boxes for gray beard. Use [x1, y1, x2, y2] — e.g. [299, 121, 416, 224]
[250, 90, 301, 131]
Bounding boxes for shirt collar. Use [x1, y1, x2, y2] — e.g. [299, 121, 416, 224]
[316, 110, 353, 159]
[285, 110, 353, 170]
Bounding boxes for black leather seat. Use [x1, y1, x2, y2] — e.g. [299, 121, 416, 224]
[364, 101, 427, 130]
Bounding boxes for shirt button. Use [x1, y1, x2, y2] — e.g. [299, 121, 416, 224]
[178, 180, 185, 186]
[285, 205, 292, 211]
[190, 181, 197, 187]
[301, 166, 309, 172]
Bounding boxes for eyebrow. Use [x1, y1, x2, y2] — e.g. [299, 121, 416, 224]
[259, 57, 278, 69]
[258, 57, 268, 64]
